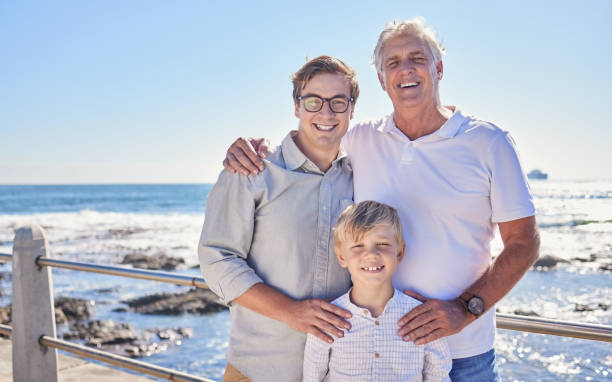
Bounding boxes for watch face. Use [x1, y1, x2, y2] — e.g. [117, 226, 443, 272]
[467, 296, 485, 315]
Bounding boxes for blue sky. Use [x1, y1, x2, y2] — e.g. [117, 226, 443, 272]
[1, 1, 610, 184]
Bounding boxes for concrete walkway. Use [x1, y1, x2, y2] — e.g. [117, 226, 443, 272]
[0, 338, 156, 381]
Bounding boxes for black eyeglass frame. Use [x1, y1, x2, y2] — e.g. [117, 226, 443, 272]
[296, 95, 354, 113]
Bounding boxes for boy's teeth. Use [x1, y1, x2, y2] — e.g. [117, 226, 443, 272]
[363, 266, 383, 271]
[400, 82, 418, 88]
[316, 124, 334, 131]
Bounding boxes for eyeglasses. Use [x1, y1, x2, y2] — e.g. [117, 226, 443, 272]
[297, 95, 354, 113]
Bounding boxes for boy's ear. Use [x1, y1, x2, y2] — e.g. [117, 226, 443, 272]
[397, 243, 406, 262]
[335, 246, 348, 268]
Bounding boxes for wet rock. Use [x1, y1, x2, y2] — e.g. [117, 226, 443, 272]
[55, 297, 95, 321]
[533, 255, 569, 269]
[63, 319, 193, 358]
[574, 304, 596, 312]
[95, 288, 115, 294]
[599, 263, 612, 272]
[66, 320, 137, 345]
[574, 303, 610, 312]
[513, 309, 540, 317]
[123, 288, 226, 315]
[112, 306, 129, 313]
[55, 308, 68, 324]
[0, 305, 10, 325]
[104, 228, 146, 239]
[121, 253, 185, 270]
[0, 299, 90, 326]
[571, 254, 597, 263]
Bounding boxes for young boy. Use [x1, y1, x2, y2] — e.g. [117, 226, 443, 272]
[303, 201, 451, 381]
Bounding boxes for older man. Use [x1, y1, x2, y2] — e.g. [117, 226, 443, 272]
[224, 18, 540, 381]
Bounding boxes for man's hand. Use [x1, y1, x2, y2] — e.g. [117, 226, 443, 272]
[233, 283, 351, 344]
[284, 298, 352, 344]
[398, 290, 473, 345]
[223, 137, 270, 176]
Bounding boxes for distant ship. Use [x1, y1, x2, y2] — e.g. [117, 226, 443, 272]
[527, 169, 548, 180]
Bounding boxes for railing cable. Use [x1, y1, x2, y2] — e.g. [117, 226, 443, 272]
[39, 335, 216, 382]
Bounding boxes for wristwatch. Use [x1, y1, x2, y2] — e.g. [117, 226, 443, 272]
[459, 292, 485, 317]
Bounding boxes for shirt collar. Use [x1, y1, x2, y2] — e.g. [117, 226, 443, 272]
[378, 106, 467, 142]
[342, 288, 399, 319]
[280, 131, 348, 173]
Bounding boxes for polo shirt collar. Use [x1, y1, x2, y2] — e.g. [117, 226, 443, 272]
[379, 106, 467, 142]
[281, 131, 348, 173]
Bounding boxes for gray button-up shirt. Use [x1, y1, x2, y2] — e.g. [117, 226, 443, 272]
[198, 132, 354, 382]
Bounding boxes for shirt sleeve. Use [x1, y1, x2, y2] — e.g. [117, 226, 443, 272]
[197, 170, 263, 305]
[303, 333, 331, 382]
[422, 337, 452, 382]
[487, 132, 536, 223]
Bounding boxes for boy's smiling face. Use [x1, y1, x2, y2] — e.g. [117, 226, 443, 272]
[335, 225, 405, 288]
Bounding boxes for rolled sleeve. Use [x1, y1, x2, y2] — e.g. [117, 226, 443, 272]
[198, 170, 263, 305]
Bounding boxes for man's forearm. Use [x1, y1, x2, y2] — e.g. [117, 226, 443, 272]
[233, 282, 295, 324]
[232, 282, 352, 342]
[463, 216, 540, 312]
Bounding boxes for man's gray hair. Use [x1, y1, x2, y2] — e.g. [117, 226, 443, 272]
[372, 17, 446, 75]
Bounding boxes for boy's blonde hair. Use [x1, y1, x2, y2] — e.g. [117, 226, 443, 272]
[333, 200, 404, 248]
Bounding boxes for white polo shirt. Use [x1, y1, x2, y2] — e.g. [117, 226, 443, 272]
[342, 108, 535, 358]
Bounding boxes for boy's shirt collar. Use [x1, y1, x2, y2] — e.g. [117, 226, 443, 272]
[341, 288, 400, 320]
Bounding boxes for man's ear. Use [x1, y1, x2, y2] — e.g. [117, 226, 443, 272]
[397, 243, 406, 263]
[335, 246, 348, 268]
[377, 72, 386, 91]
[437, 60, 444, 81]
[294, 100, 300, 118]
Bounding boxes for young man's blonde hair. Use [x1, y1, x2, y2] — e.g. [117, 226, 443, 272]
[333, 200, 404, 248]
[291, 55, 360, 103]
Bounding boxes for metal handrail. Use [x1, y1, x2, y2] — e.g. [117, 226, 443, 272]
[35, 257, 208, 289]
[0, 323, 11, 337]
[0, 253, 11, 262]
[497, 313, 611, 342]
[2, 254, 612, 343]
[39, 335, 215, 382]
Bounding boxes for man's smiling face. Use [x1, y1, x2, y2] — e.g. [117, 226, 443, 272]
[378, 34, 443, 111]
[294, 72, 353, 157]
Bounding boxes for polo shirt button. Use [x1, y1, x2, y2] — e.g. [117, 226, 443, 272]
[362, 309, 369, 315]
[375, 320, 379, 326]
[374, 352, 380, 358]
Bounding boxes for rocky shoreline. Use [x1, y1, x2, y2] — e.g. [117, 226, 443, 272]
[0, 254, 227, 357]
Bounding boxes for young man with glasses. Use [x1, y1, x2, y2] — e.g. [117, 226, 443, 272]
[198, 55, 359, 382]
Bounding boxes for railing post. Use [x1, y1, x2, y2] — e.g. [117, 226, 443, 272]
[12, 224, 58, 382]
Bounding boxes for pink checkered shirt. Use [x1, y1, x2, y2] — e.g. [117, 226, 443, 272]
[303, 289, 451, 381]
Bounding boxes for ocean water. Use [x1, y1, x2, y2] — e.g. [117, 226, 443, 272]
[0, 181, 610, 381]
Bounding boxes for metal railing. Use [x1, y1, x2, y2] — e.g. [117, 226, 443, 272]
[4, 252, 610, 342]
[39, 335, 215, 382]
[2, 231, 612, 382]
